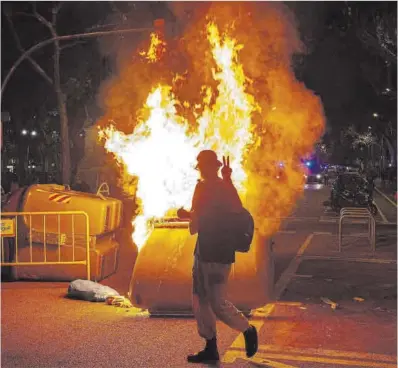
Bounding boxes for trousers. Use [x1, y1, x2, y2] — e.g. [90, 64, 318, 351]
[192, 256, 250, 340]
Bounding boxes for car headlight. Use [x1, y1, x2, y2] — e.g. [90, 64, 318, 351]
[316, 174, 321, 179]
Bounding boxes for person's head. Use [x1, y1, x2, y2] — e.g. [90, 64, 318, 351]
[195, 150, 222, 180]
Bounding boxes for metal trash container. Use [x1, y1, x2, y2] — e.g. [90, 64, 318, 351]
[128, 220, 274, 315]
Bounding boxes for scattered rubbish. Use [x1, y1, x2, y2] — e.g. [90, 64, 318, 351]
[67, 279, 120, 302]
[321, 297, 339, 310]
[353, 297, 365, 302]
[106, 295, 133, 308]
[294, 274, 313, 279]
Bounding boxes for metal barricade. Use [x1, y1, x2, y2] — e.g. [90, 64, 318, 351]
[0, 211, 91, 279]
[338, 207, 376, 253]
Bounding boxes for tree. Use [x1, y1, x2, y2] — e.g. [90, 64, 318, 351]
[4, 2, 73, 183]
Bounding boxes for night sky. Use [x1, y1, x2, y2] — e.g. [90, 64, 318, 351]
[1, 1, 397, 145]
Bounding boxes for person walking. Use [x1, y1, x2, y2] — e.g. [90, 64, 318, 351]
[323, 171, 329, 186]
[177, 150, 258, 364]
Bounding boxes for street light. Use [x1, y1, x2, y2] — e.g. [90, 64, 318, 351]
[21, 129, 37, 136]
[372, 113, 379, 118]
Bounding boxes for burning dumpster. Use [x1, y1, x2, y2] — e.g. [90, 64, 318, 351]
[128, 219, 274, 315]
[97, 6, 325, 313]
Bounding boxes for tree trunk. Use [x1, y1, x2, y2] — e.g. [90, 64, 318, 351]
[53, 38, 71, 185]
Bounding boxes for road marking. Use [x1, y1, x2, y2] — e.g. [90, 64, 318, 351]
[313, 231, 333, 235]
[302, 255, 397, 264]
[255, 344, 397, 363]
[274, 234, 314, 300]
[224, 349, 397, 368]
[375, 187, 397, 208]
[373, 200, 389, 223]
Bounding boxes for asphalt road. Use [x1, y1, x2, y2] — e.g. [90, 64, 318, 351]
[2, 184, 397, 368]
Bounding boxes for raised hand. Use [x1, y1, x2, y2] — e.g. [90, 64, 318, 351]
[177, 207, 191, 220]
[221, 155, 232, 181]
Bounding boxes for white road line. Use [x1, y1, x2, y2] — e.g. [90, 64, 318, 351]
[255, 344, 397, 363]
[302, 255, 397, 264]
[273, 234, 314, 300]
[373, 200, 389, 223]
[224, 349, 397, 368]
[375, 187, 397, 208]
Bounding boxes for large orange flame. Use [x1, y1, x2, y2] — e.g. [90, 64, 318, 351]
[98, 4, 325, 249]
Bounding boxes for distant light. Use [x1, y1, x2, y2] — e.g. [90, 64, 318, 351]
[372, 113, 379, 118]
[21, 129, 28, 135]
[385, 88, 390, 92]
[52, 163, 55, 167]
[305, 162, 311, 167]
[276, 176, 280, 179]
[316, 174, 321, 179]
[31, 130, 37, 136]
[368, 126, 372, 129]
[389, 163, 392, 167]
[279, 162, 284, 167]
[32, 165, 36, 169]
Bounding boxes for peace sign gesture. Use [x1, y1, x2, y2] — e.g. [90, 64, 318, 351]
[221, 155, 232, 181]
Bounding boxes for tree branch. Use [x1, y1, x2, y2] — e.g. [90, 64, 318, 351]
[52, 2, 63, 26]
[6, 13, 53, 85]
[60, 40, 86, 51]
[33, 9, 55, 35]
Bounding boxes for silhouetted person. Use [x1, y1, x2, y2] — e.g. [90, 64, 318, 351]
[178, 150, 258, 364]
[323, 172, 329, 186]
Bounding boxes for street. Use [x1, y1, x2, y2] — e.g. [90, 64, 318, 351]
[1, 184, 397, 368]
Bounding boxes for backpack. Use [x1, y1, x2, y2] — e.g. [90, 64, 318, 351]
[228, 208, 255, 253]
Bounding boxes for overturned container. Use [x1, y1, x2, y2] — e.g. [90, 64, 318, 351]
[6, 184, 122, 281]
[128, 219, 274, 315]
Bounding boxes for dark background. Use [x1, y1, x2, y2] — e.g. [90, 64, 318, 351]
[1, 1, 396, 185]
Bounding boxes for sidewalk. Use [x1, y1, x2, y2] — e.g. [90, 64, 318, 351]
[375, 180, 397, 201]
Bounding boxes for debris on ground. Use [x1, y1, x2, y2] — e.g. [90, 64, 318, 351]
[106, 296, 133, 308]
[67, 279, 120, 302]
[321, 297, 339, 310]
[353, 297, 365, 302]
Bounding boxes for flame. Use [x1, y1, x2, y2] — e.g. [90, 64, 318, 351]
[139, 32, 166, 63]
[98, 7, 325, 249]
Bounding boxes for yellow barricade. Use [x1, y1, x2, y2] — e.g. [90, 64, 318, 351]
[0, 211, 90, 280]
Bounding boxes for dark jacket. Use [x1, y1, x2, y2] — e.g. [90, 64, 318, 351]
[190, 177, 242, 264]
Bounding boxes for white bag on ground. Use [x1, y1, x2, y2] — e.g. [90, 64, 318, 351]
[67, 279, 119, 302]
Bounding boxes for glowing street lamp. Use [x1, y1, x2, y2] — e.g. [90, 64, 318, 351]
[31, 130, 37, 137]
[21, 129, 28, 135]
[372, 113, 379, 118]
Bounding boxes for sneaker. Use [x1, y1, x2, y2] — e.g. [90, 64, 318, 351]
[187, 349, 220, 363]
[187, 338, 219, 364]
[243, 325, 258, 358]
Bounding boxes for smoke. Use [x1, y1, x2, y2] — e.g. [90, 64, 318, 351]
[97, 2, 325, 238]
